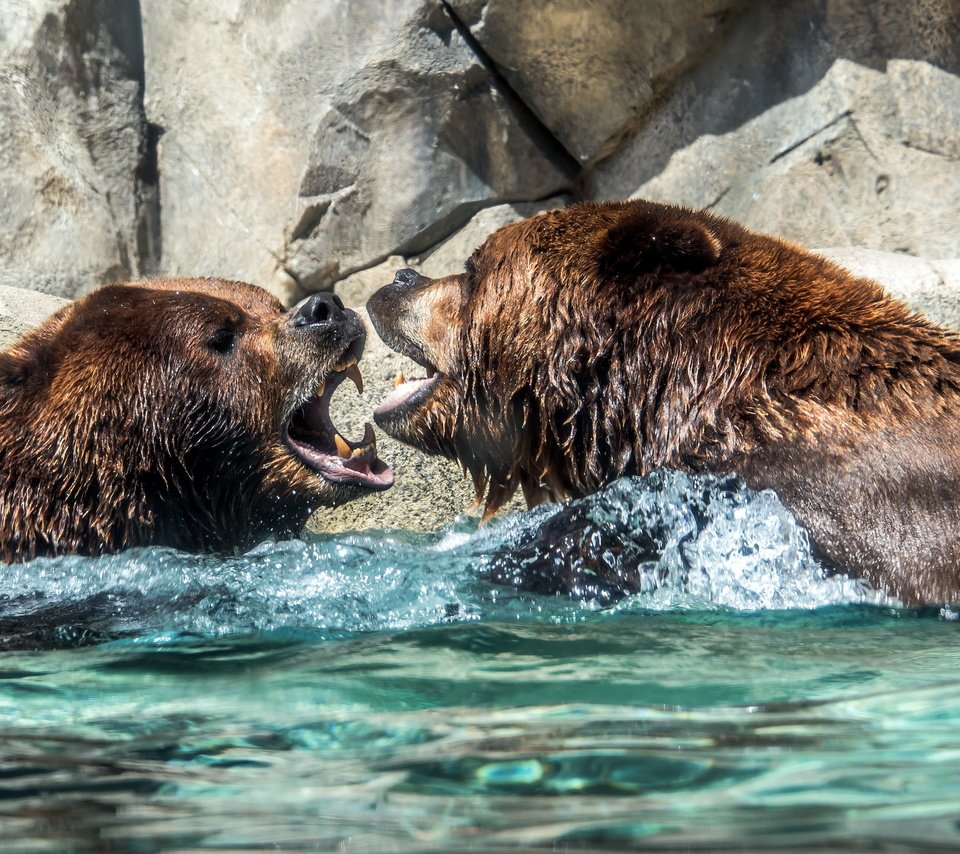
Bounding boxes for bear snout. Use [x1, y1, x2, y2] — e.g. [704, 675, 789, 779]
[366, 283, 419, 362]
[392, 268, 425, 288]
[288, 291, 366, 357]
[366, 269, 430, 329]
[293, 291, 348, 328]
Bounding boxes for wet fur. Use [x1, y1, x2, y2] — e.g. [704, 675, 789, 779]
[0, 278, 365, 562]
[369, 200, 960, 606]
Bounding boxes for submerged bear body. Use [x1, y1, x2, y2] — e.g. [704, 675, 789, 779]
[368, 200, 960, 606]
[0, 279, 392, 562]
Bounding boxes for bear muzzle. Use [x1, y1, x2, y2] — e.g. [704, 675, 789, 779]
[281, 294, 394, 492]
[367, 270, 445, 430]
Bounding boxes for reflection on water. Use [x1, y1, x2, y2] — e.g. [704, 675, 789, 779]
[0, 473, 958, 851]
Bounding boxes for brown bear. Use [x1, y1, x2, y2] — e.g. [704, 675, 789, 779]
[367, 200, 960, 606]
[0, 278, 392, 562]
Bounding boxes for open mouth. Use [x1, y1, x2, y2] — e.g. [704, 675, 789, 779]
[373, 359, 441, 421]
[283, 343, 394, 490]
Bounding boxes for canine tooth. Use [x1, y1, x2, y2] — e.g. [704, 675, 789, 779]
[394, 370, 405, 388]
[344, 363, 364, 394]
[361, 423, 376, 446]
[334, 433, 351, 458]
[314, 381, 326, 398]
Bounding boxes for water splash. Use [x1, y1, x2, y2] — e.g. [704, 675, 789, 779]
[0, 472, 889, 645]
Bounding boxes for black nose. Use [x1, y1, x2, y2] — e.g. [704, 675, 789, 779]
[294, 291, 346, 327]
[393, 268, 422, 287]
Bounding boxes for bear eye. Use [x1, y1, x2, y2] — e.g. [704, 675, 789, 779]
[206, 325, 238, 354]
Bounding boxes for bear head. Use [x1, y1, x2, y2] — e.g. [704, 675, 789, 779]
[0, 278, 392, 560]
[367, 200, 958, 521]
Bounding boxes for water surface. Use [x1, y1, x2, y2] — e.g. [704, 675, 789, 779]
[1, 473, 958, 852]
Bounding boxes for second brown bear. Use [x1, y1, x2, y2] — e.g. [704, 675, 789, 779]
[368, 200, 960, 606]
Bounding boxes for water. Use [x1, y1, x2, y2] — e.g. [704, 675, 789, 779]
[1, 472, 959, 852]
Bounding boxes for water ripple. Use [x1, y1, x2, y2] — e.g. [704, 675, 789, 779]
[0, 471, 890, 647]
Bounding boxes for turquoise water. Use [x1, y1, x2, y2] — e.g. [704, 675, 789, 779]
[1, 473, 959, 852]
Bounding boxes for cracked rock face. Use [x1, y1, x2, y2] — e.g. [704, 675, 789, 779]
[585, 0, 960, 202]
[141, 0, 571, 303]
[628, 60, 960, 259]
[0, 0, 153, 298]
[447, 0, 746, 165]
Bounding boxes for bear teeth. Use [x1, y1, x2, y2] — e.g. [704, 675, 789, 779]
[342, 363, 364, 394]
[334, 433, 351, 458]
[331, 426, 377, 461]
[393, 369, 436, 388]
[333, 353, 358, 372]
[360, 422, 376, 448]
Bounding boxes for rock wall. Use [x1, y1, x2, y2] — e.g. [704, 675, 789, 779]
[3, 0, 957, 301]
[1, 0, 958, 530]
[445, 0, 750, 165]
[141, 0, 573, 303]
[0, 0, 157, 299]
[585, 0, 960, 194]
[631, 59, 960, 258]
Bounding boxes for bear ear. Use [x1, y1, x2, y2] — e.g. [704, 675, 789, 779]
[599, 208, 722, 279]
[0, 351, 24, 398]
[0, 346, 49, 398]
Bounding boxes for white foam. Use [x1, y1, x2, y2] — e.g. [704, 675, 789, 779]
[0, 471, 893, 643]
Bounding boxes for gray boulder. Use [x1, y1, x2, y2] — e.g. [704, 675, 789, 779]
[625, 59, 960, 260]
[0, 0, 155, 299]
[0, 286, 69, 349]
[586, 0, 960, 199]
[141, 0, 572, 303]
[446, 0, 742, 165]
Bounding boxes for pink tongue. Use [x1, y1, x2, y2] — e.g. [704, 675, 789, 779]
[375, 377, 433, 415]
